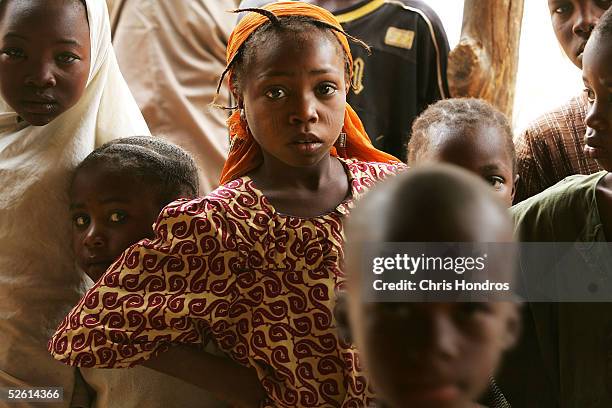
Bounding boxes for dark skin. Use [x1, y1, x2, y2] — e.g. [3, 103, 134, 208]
[143, 345, 266, 408]
[0, 0, 90, 125]
[582, 34, 612, 239]
[547, 0, 611, 68]
[236, 30, 351, 217]
[345, 167, 519, 408]
[71, 163, 265, 407]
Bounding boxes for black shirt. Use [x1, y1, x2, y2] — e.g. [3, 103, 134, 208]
[335, 0, 450, 160]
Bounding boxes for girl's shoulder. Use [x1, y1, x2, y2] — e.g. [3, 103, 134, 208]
[155, 177, 269, 224]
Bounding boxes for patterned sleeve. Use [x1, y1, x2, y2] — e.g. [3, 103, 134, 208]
[48, 197, 234, 368]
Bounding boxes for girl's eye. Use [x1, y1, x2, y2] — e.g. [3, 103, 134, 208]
[109, 211, 127, 223]
[73, 214, 90, 229]
[584, 88, 595, 104]
[56, 53, 80, 64]
[317, 83, 338, 96]
[1, 48, 25, 59]
[486, 176, 505, 190]
[265, 88, 286, 99]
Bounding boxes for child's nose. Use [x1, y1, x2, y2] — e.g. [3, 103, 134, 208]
[586, 102, 609, 132]
[83, 226, 106, 248]
[573, 5, 599, 36]
[289, 94, 319, 125]
[24, 61, 57, 88]
[429, 314, 461, 359]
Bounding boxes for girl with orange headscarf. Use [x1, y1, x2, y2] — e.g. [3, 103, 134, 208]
[49, 2, 404, 407]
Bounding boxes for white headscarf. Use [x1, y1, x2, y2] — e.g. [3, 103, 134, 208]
[0, 0, 149, 403]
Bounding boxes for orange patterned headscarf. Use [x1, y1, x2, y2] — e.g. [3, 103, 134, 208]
[219, 1, 400, 185]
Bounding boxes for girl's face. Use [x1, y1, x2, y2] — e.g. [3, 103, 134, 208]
[235, 30, 348, 169]
[0, 0, 90, 126]
[583, 34, 612, 170]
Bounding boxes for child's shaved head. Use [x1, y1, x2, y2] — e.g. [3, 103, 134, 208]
[348, 164, 513, 244]
[345, 165, 518, 408]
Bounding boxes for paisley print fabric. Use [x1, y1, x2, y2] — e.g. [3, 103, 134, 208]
[49, 159, 405, 407]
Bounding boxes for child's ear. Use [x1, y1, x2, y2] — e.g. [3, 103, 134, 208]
[230, 83, 243, 109]
[510, 174, 520, 204]
[502, 304, 522, 350]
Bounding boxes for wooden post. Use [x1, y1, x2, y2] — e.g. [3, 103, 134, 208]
[448, 0, 525, 121]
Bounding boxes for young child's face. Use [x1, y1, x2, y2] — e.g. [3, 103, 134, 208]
[70, 164, 162, 281]
[421, 124, 516, 207]
[351, 301, 519, 408]
[0, 0, 90, 126]
[583, 33, 612, 170]
[235, 30, 348, 169]
[547, 0, 610, 68]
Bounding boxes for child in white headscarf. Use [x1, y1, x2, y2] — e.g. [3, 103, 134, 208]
[0, 0, 149, 405]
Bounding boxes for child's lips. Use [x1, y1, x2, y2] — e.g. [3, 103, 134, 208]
[20, 100, 59, 115]
[584, 133, 610, 159]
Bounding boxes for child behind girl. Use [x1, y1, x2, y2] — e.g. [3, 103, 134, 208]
[0, 0, 148, 402]
[70, 136, 230, 408]
[407, 98, 518, 207]
[345, 165, 520, 408]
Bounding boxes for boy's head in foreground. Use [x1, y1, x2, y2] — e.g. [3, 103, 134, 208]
[408, 98, 517, 207]
[583, 6, 612, 169]
[70, 136, 199, 281]
[345, 165, 520, 408]
[0, 0, 91, 126]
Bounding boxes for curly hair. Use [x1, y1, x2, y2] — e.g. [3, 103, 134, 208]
[74, 136, 199, 208]
[407, 98, 516, 173]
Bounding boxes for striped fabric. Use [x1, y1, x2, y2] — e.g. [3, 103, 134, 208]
[513, 93, 602, 203]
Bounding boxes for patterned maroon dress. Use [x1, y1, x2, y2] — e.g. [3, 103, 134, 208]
[49, 159, 404, 407]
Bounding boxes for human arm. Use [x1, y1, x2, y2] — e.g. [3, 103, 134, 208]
[142, 344, 265, 408]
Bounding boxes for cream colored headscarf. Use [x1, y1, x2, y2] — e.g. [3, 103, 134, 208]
[0, 0, 149, 405]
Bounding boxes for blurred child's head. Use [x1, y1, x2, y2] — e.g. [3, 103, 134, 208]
[547, 0, 611, 69]
[408, 98, 517, 207]
[70, 136, 199, 281]
[0, 0, 90, 126]
[345, 165, 520, 408]
[583, 6, 612, 170]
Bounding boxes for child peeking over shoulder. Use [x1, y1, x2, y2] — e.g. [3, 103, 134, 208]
[70, 136, 199, 282]
[69, 137, 231, 408]
[344, 165, 521, 408]
[407, 98, 518, 207]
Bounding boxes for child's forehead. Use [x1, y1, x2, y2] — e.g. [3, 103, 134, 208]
[1, 0, 86, 22]
[244, 26, 344, 68]
[72, 161, 154, 194]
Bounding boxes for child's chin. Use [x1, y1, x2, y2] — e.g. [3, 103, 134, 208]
[387, 384, 465, 408]
[19, 113, 58, 127]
